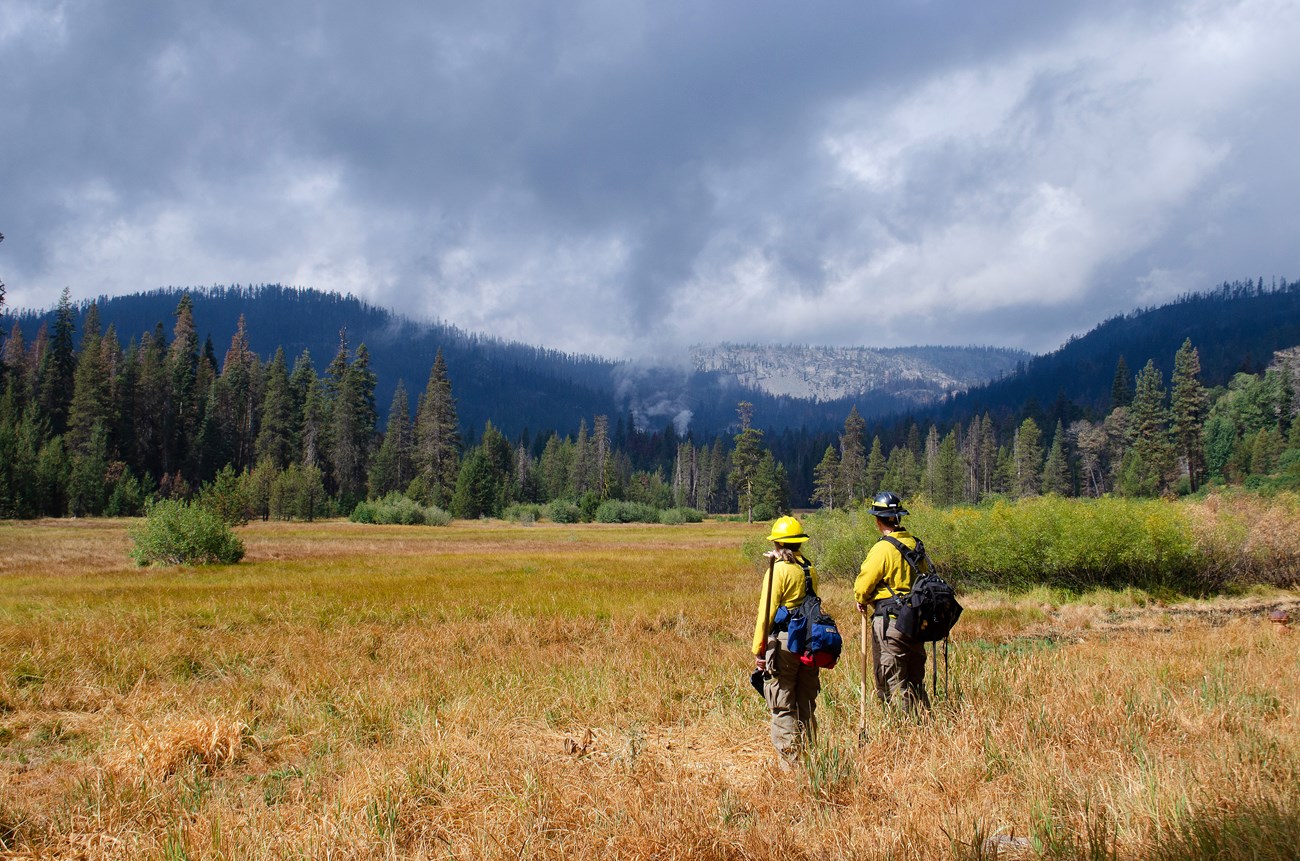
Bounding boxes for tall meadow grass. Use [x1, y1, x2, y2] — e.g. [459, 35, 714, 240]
[0, 516, 1296, 859]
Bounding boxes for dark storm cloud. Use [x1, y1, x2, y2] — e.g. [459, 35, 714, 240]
[2, 0, 1298, 357]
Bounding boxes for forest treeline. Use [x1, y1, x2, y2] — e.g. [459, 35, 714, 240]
[1, 284, 1298, 522]
[0, 290, 789, 521]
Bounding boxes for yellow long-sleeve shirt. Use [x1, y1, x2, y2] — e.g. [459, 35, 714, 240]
[752, 552, 818, 656]
[853, 529, 928, 609]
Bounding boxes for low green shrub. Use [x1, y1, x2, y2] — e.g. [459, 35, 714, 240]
[801, 496, 1209, 594]
[503, 503, 544, 524]
[350, 493, 450, 526]
[659, 507, 705, 525]
[594, 499, 661, 523]
[547, 500, 582, 523]
[128, 499, 245, 566]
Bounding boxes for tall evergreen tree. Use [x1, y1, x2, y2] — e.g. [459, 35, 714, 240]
[811, 444, 840, 509]
[1041, 420, 1072, 496]
[729, 402, 765, 522]
[165, 294, 200, 481]
[66, 303, 112, 456]
[838, 406, 867, 505]
[220, 315, 260, 472]
[1111, 356, 1134, 408]
[865, 435, 886, 498]
[368, 380, 414, 498]
[932, 428, 964, 505]
[256, 348, 296, 469]
[1127, 359, 1175, 495]
[1012, 417, 1043, 497]
[414, 349, 460, 508]
[37, 287, 77, 436]
[1170, 338, 1208, 491]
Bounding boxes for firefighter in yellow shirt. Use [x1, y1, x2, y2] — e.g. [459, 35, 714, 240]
[854, 492, 931, 713]
[753, 516, 821, 766]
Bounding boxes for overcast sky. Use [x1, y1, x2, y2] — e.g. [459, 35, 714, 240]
[3, 0, 1298, 360]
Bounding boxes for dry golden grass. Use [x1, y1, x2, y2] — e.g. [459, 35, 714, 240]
[1, 518, 1297, 860]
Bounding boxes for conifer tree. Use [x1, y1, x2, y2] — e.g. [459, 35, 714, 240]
[67, 303, 112, 456]
[414, 349, 460, 508]
[132, 327, 169, 481]
[219, 315, 260, 472]
[1041, 420, 1072, 496]
[1128, 359, 1175, 494]
[811, 444, 840, 509]
[538, 433, 573, 501]
[368, 380, 413, 498]
[729, 402, 765, 522]
[838, 406, 867, 505]
[165, 294, 200, 480]
[1012, 417, 1043, 497]
[256, 348, 296, 469]
[933, 428, 964, 505]
[1111, 356, 1134, 408]
[865, 435, 885, 497]
[1170, 338, 1208, 491]
[37, 287, 76, 436]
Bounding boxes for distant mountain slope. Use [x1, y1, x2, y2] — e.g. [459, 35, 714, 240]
[16, 285, 622, 440]
[691, 343, 1027, 402]
[939, 279, 1300, 425]
[12, 284, 1028, 439]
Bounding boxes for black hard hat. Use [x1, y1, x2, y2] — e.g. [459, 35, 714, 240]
[868, 491, 909, 518]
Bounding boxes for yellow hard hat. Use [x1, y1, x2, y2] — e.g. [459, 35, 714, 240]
[765, 515, 809, 544]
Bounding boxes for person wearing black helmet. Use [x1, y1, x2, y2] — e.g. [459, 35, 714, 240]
[854, 491, 931, 713]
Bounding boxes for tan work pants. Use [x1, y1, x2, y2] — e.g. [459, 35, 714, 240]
[872, 614, 931, 714]
[763, 632, 820, 765]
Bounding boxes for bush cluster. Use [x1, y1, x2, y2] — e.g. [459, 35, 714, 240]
[545, 500, 583, 523]
[658, 507, 705, 525]
[502, 503, 544, 524]
[793, 495, 1265, 595]
[594, 500, 661, 523]
[350, 494, 451, 526]
[128, 499, 245, 566]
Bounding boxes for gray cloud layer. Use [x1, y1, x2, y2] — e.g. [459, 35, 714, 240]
[3, 0, 1298, 358]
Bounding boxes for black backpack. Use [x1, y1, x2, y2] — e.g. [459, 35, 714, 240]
[878, 536, 963, 642]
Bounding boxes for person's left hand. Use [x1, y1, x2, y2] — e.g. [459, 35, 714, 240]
[754, 656, 766, 671]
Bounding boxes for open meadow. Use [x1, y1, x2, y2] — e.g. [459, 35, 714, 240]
[1, 517, 1298, 860]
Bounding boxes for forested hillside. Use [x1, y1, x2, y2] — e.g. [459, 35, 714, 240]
[2, 278, 1298, 520]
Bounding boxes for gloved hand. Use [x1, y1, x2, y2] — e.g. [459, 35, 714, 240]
[857, 602, 870, 615]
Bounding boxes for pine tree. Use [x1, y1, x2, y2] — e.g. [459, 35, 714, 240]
[368, 380, 413, 498]
[220, 315, 260, 472]
[1013, 417, 1043, 497]
[256, 348, 297, 469]
[811, 445, 840, 509]
[1170, 338, 1208, 491]
[865, 435, 885, 498]
[1111, 356, 1134, 408]
[165, 294, 200, 482]
[414, 349, 460, 508]
[132, 328, 169, 481]
[37, 287, 77, 436]
[933, 428, 964, 505]
[67, 303, 112, 456]
[1041, 420, 1072, 496]
[1128, 359, 1175, 495]
[538, 433, 573, 501]
[838, 406, 867, 505]
[729, 402, 765, 522]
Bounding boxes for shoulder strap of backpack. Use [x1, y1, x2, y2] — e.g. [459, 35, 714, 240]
[798, 557, 816, 598]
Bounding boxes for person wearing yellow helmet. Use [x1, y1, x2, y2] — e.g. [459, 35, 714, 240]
[854, 492, 931, 713]
[752, 515, 821, 767]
